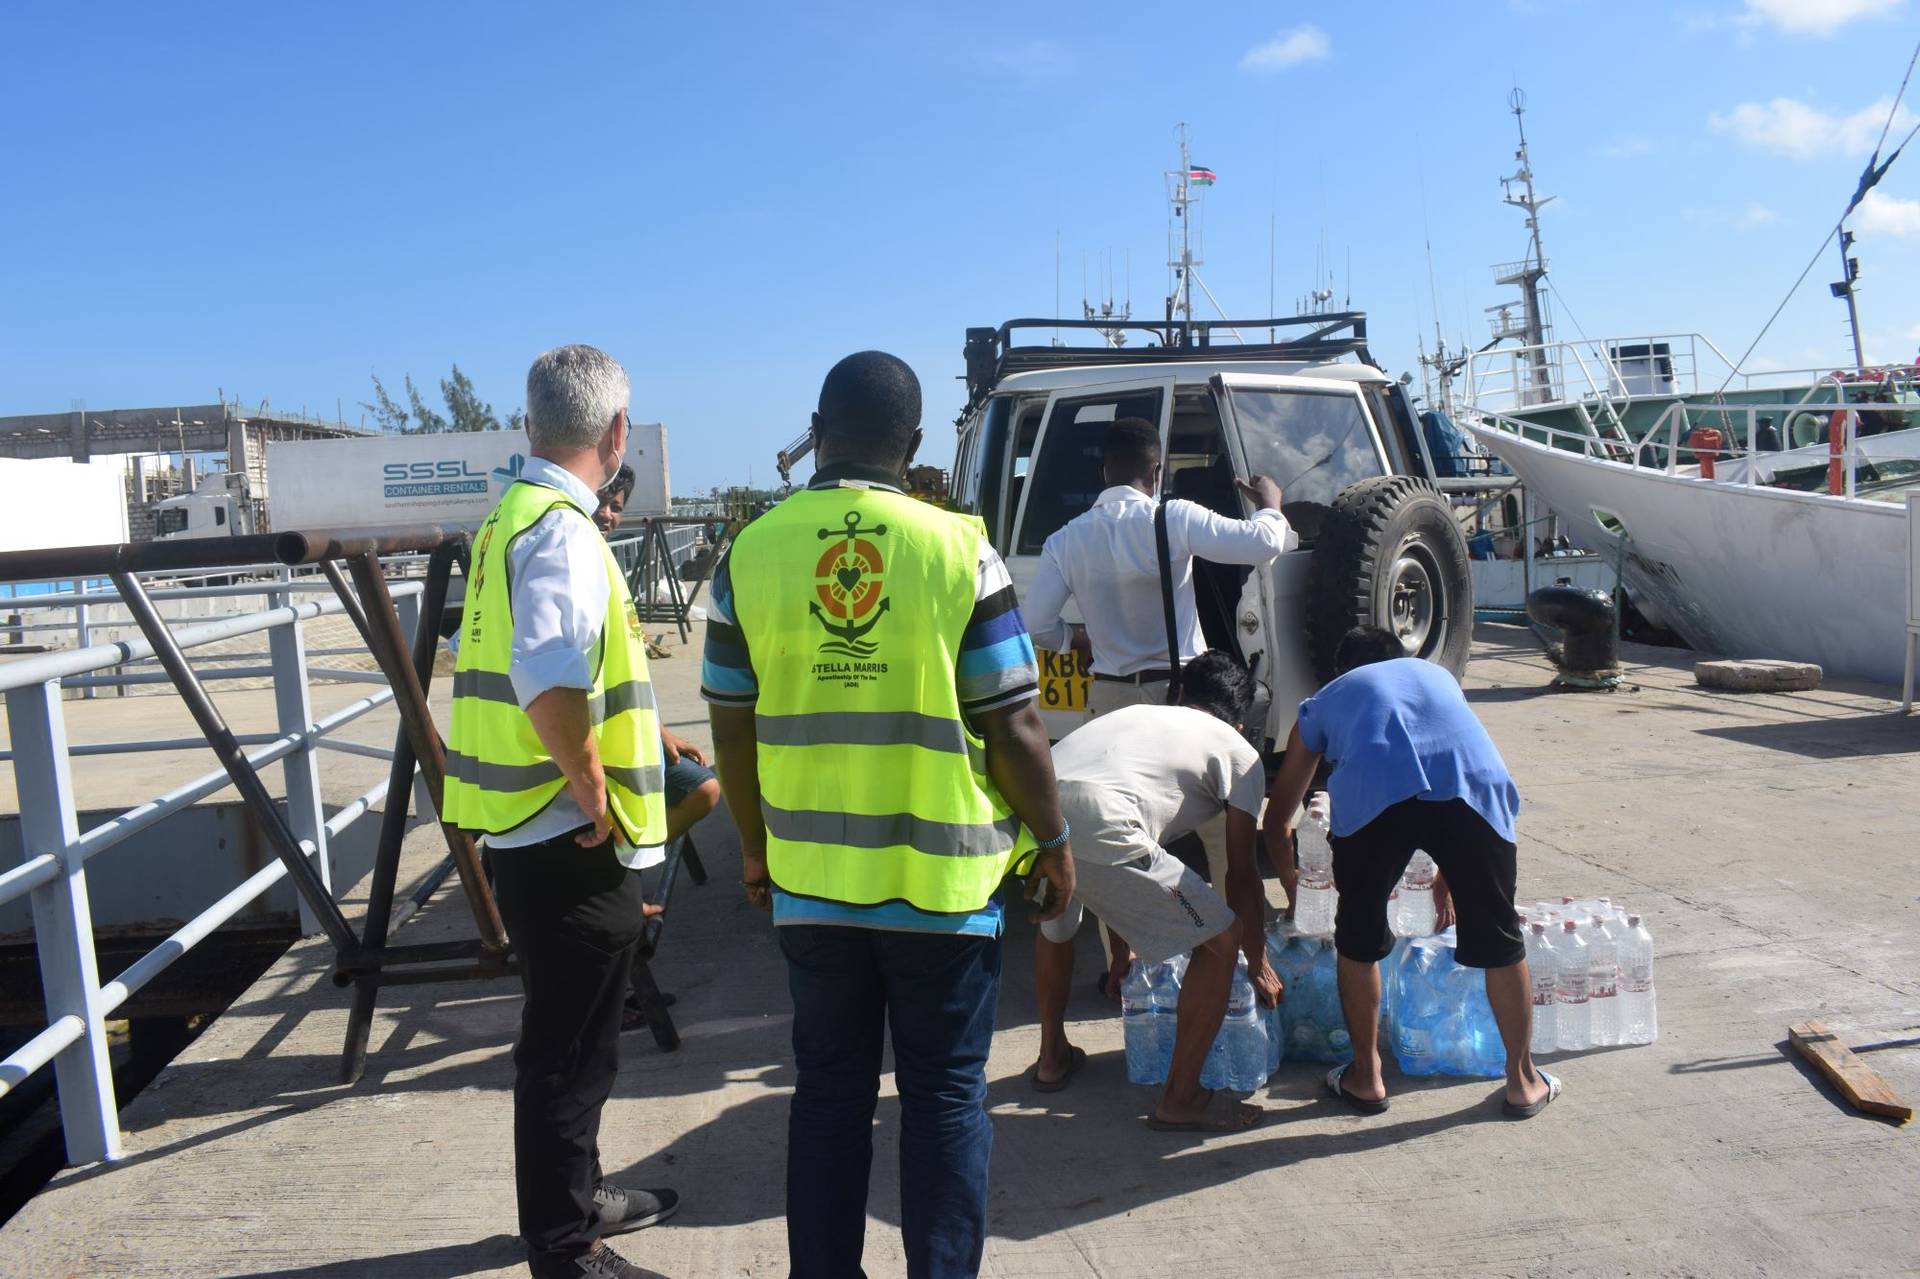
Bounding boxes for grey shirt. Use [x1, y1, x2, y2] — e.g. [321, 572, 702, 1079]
[1050, 704, 1266, 848]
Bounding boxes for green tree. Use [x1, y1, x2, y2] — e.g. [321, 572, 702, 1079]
[364, 366, 523, 433]
[404, 376, 449, 434]
[361, 374, 411, 433]
[441, 364, 502, 433]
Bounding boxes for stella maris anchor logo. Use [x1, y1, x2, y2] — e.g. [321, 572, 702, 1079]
[811, 511, 889, 658]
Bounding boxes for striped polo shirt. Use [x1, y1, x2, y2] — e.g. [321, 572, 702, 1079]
[701, 464, 1039, 936]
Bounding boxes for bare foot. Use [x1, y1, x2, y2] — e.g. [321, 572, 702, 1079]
[1149, 1087, 1263, 1132]
[1504, 1070, 1549, 1109]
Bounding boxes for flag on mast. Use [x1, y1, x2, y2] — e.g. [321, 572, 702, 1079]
[1187, 166, 1217, 186]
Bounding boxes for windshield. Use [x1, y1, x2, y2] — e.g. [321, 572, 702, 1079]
[155, 507, 190, 536]
[1226, 387, 1386, 542]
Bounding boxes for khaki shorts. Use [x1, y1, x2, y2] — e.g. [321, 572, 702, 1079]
[1087, 677, 1168, 719]
[1041, 779, 1236, 965]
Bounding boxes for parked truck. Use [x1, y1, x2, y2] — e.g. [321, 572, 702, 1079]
[153, 425, 671, 540]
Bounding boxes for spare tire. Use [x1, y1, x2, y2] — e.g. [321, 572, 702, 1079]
[1304, 475, 1472, 680]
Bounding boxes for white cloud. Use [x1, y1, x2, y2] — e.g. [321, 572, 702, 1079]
[1240, 25, 1330, 73]
[1599, 137, 1654, 159]
[1709, 96, 1915, 158]
[1741, 0, 1902, 34]
[1854, 189, 1920, 235]
[987, 39, 1071, 75]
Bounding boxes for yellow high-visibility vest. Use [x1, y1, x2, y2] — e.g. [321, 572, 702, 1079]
[442, 479, 666, 847]
[727, 484, 1034, 914]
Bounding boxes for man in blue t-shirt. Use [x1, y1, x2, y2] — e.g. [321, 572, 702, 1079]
[1265, 627, 1559, 1120]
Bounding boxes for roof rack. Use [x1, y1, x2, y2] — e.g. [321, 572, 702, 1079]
[962, 312, 1372, 410]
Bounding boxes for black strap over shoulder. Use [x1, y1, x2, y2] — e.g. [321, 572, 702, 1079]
[1154, 498, 1180, 706]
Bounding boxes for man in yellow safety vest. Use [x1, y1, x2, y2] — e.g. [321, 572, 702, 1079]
[705, 351, 1074, 1279]
[443, 344, 676, 1279]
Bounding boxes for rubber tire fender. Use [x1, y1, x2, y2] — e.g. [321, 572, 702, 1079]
[1303, 474, 1474, 682]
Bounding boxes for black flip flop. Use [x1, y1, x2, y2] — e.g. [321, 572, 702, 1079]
[1026, 1045, 1088, 1094]
[1502, 1068, 1562, 1120]
[1145, 1088, 1265, 1133]
[1325, 1064, 1390, 1114]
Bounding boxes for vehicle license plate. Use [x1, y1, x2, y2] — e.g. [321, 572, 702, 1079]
[1036, 647, 1091, 712]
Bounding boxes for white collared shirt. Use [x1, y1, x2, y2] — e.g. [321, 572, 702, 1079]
[1023, 485, 1296, 677]
[483, 456, 662, 868]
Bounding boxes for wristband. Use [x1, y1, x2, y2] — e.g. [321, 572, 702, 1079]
[1034, 821, 1071, 851]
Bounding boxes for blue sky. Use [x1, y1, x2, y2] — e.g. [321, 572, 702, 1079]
[5, 1, 1919, 492]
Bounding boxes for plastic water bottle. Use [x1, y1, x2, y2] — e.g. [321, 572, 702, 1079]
[1555, 919, 1591, 1051]
[1525, 920, 1558, 1056]
[1393, 851, 1438, 937]
[1616, 913, 1659, 1045]
[1120, 961, 1158, 1084]
[1264, 924, 1290, 1074]
[1293, 793, 1337, 938]
[1222, 954, 1269, 1091]
[1148, 958, 1184, 1082]
[1586, 914, 1620, 1048]
[1391, 939, 1443, 1076]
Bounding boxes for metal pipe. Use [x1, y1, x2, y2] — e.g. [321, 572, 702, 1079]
[387, 853, 458, 934]
[97, 859, 289, 1015]
[64, 688, 391, 867]
[0, 584, 418, 694]
[343, 550, 505, 951]
[0, 1016, 86, 1100]
[0, 525, 468, 582]
[105, 569, 360, 957]
[319, 559, 374, 649]
[315, 737, 395, 762]
[323, 777, 394, 838]
[274, 526, 474, 567]
[0, 732, 279, 762]
[0, 852, 60, 909]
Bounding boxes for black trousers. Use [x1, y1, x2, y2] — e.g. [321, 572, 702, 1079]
[492, 831, 647, 1264]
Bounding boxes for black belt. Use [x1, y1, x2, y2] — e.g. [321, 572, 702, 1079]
[1094, 669, 1175, 685]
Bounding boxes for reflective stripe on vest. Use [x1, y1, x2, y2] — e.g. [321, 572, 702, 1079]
[441, 480, 667, 847]
[726, 487, 1034, 914]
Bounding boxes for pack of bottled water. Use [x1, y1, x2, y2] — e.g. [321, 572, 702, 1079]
[1522, 898, 1658, 1052]
[1384, 932, 1505, 1077]
[1119, 950, 1273, 1092]
[1379, 896, 1658, 1075]
[1266, 920, 1353, 1064]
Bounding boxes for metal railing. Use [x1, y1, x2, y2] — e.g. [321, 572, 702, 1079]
[1457, 332, 1915, 421]
[0, 564, 426, 1162]
[1471, 397, 1920, 501]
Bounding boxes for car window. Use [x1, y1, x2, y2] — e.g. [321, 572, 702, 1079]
[1016, 387, 1165, 555]
[1226, 388, 1386, 543]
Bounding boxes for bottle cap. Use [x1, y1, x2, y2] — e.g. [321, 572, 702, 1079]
[1562, 918, 1579, 932]
[1529, 920, 1545, 934]
[1626, 913, 1642, 927]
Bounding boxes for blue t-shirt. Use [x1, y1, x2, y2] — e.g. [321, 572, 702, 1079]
[1295, 658, 1519, 842]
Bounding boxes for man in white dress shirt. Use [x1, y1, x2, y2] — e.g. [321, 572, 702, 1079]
[1023, 417, 1295, 996]
[1023, 417, 1296, 717]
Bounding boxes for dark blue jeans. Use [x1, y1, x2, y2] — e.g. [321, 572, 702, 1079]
[779, 924, 1002, 1279]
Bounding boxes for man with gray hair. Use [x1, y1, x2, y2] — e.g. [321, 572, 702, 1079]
[444, 344, 677, 1279]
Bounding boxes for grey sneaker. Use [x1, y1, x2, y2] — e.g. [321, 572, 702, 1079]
[593, 1182, 680, 1236]
[566, 1240, 663, 1279]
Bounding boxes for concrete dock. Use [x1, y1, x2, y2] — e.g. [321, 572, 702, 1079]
[3, 623, 1916, 1277]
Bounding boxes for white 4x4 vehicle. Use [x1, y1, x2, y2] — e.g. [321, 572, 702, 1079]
[950, 314, 1472, 748]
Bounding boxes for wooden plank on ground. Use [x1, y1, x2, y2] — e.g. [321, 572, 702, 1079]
[1788, 1021, 1916, 1124]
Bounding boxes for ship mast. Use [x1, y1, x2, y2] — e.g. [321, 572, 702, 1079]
[1166, 123, 1198, 335]
[1494, 88, 1556, 404]
[1831, 227, 1866, 372]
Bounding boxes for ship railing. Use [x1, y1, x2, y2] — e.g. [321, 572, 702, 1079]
[1458, 333, 1889, 421]
[1475, 396, 1920, 499]
[0, 554, 431, 1163]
